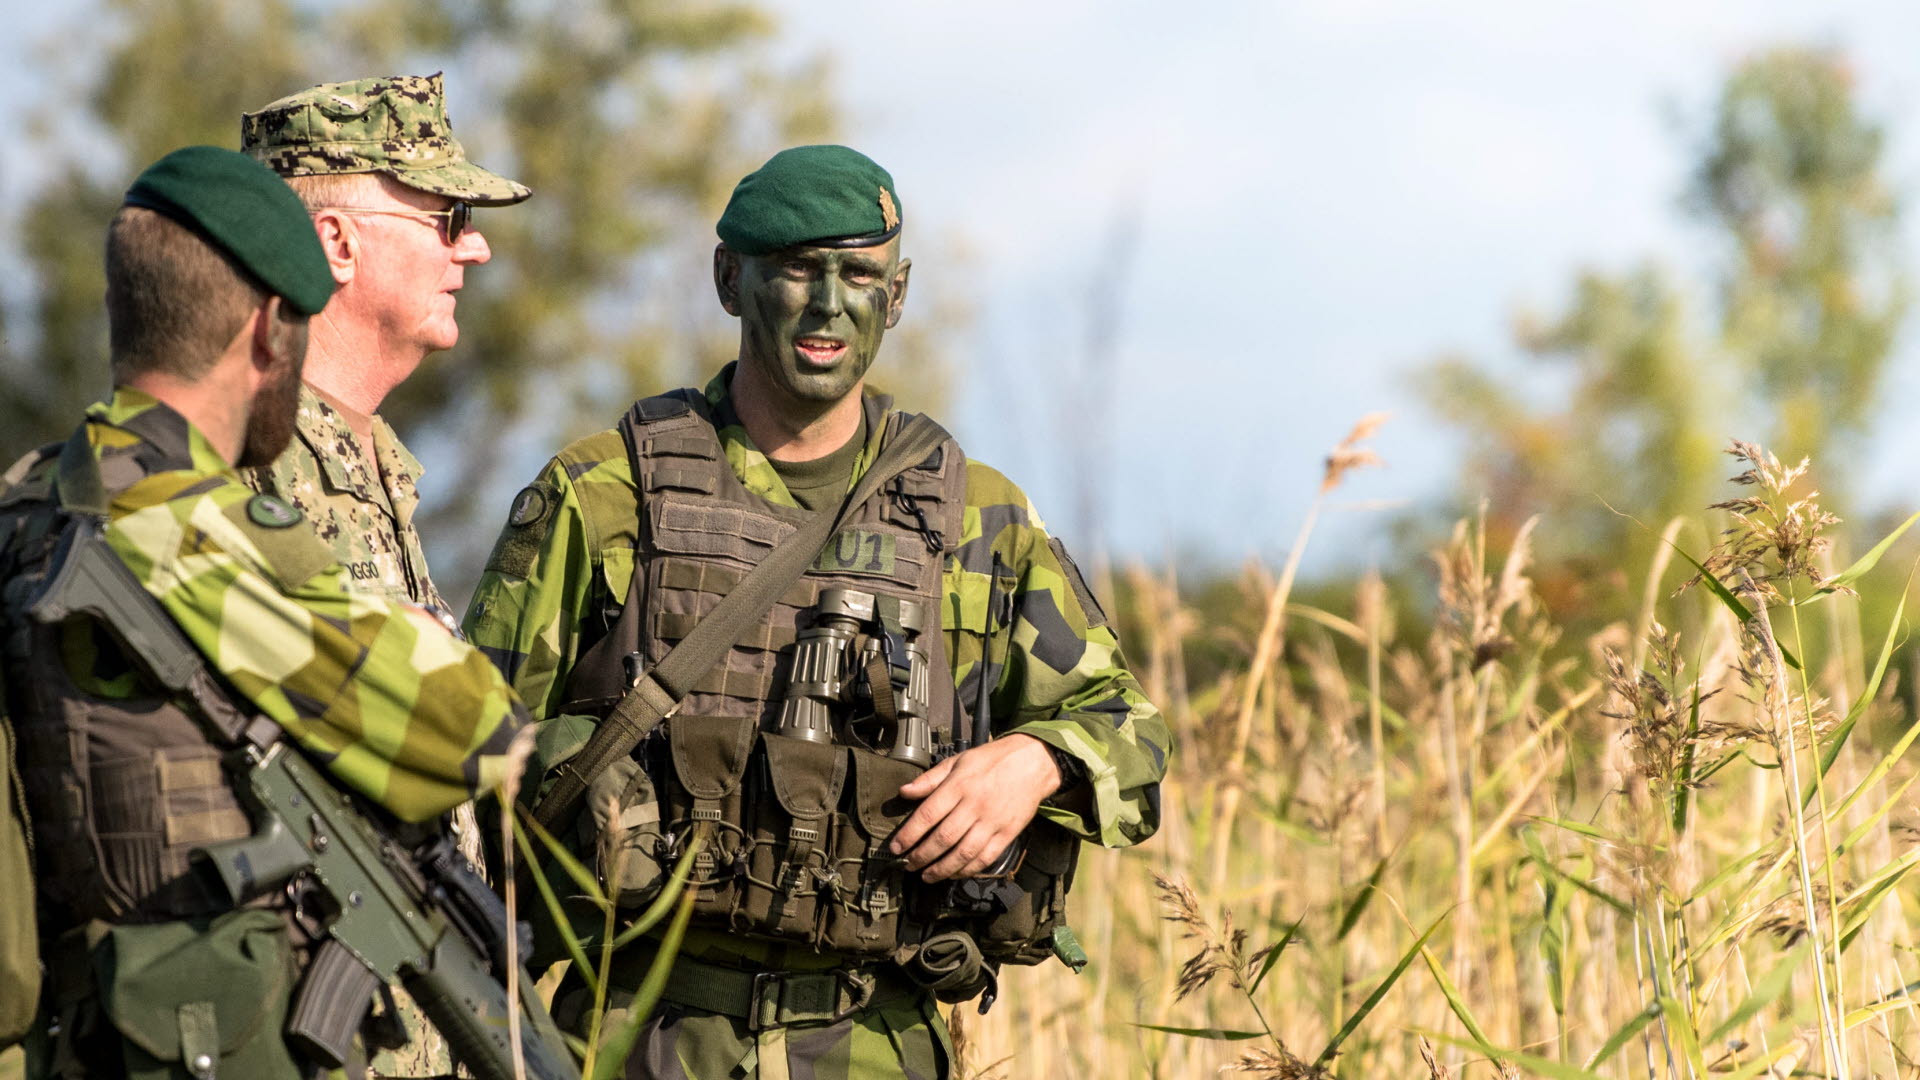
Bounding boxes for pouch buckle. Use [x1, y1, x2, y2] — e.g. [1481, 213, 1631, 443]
[748, 968, 876, 1031]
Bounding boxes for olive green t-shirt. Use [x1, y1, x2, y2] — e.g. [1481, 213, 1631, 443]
[768, 414, 867, 512]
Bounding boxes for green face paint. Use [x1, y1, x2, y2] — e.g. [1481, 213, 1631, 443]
[730, 240, 908, 407]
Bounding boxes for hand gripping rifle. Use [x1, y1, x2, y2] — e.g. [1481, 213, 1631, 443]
[28, 515, 580, 1080]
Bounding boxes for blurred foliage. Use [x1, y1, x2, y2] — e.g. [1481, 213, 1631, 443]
[0, 0, 962, 596]
[1700, 50, 1906, 463]
[1416, 47, 1909, 634]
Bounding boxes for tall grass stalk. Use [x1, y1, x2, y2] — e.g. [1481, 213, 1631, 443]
[957, 436, 1919, 1078]
[1210, 415, 1386, 888]
[1747, 581, 1843, 1075]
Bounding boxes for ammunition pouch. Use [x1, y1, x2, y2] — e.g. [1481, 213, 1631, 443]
[952, 819, 1081, 966]
[637, 721, 930, 957]
[585, 750, 666, 909]
[659, 713, 756, 924]
[580, 705, 1079, 970]
[90, 908, 302, 1080]
[823, 747, 921, 952]
[737, 732, 842, 940]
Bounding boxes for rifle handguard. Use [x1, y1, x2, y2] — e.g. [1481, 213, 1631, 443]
[406, 934, 578, 1080]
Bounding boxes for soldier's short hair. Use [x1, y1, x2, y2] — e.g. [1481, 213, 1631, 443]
[105, 206, 271, 380]
[283, 171, 389, 211]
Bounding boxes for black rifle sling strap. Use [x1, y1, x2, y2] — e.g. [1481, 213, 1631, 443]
[54, 426, 109, 518]
[531, 411, 951, 836]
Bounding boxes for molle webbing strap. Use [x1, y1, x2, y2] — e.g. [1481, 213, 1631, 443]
[531, 411, 953, 837]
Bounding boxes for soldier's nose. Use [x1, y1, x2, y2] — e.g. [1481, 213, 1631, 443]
[456, 228, 492, 265]
[808, 277, 845, 318]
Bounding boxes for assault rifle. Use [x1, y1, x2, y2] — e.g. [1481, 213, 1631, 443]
[30, 525, 580, 1080]
[196, 742, 579, 1080]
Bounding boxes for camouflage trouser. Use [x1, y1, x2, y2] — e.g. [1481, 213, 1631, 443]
[562, 970, 953, 1079]
[364, 984, 454, 1079]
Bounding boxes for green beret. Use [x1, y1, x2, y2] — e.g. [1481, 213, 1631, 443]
[123, 146, 336, 316]
[717, 145, 902, 255]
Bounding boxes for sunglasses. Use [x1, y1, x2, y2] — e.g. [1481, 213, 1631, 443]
[313, 200, 473, 244]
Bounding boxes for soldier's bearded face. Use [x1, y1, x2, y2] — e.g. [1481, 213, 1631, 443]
[733, 240, 909, 407]
[238, 321, 307, 469]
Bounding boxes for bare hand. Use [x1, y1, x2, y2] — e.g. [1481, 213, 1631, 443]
[888, 733, 1062, 882]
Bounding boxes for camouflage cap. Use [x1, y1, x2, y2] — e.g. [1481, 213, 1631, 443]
[241, 73, 530, 207]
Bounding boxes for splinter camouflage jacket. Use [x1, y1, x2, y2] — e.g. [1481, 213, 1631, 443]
[241, 384, 451, 623]
[16, 387, 527, 822]
[463, 365, 1170, 850]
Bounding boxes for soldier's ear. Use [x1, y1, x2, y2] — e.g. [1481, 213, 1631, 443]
[885, 258, 911, 330]
[254, 295, 305, 374]
[309, 210, 359, 286]
[714, 244, 743, 316]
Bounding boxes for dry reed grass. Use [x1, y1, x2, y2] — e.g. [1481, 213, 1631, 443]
[956, 435, 1920, 1079]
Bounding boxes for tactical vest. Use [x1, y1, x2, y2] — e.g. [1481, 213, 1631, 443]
[0, 429, 316, 1078]
[0, 443, 251, 928]
[545, 391, 1082, 984]
[555, 390, 968, 957]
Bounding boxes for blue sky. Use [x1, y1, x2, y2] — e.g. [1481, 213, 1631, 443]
[757, 0, 1920, 572]
[6, 2, 1920, 577]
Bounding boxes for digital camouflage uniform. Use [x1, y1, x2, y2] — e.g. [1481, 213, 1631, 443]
[3, 388, 528, 1077]
[464, 366, 1170, 1078]
[240, 387, 465, 1078]
[244, 385, 450, 621]
[241, 72, 529, 1077]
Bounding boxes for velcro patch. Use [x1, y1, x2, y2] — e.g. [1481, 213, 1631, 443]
[486, 481, 559, 579]
[813, 529, 898, 578]
[223, 496, 331, 588]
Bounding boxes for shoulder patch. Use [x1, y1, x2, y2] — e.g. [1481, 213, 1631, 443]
[222, 496, 333, 589]
[486, 481, 559, 579]
[508, 483, 553, 528]
[246, 493, 303, 529]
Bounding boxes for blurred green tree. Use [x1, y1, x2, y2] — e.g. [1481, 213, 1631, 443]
[1, 0, 962, 596]
[1418, 47, 1905, 626]
[1699, 51, 1905, 467]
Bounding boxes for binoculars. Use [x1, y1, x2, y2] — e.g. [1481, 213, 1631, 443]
[776, 587, 933, 766]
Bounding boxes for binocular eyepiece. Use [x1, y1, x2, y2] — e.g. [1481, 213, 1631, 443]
[776, 587, 933, 767]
